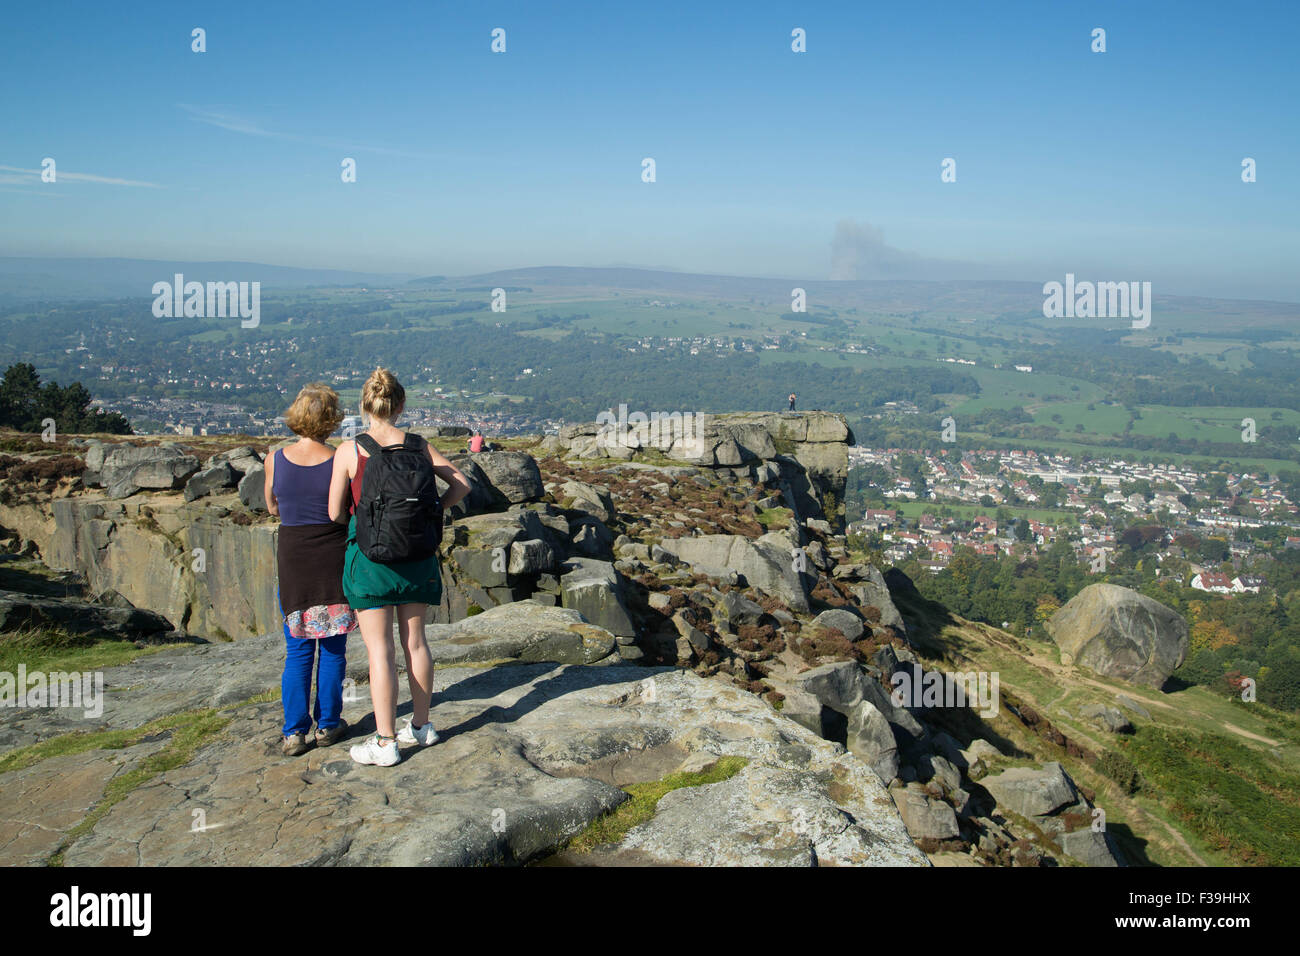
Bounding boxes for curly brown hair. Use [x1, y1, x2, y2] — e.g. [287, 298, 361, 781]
[284, 383, 344, 442]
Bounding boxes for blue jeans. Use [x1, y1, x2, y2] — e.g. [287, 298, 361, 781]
[281, 622, 348, 738]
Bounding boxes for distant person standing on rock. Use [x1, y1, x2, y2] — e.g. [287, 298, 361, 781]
[788, 393, 797, 411]
[329, 369, 472, 767]
[265, 383, 356, 757]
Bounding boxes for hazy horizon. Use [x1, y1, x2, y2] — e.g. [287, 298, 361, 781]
[2, 1, 1298, 301]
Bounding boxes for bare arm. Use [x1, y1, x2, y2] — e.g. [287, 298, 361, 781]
[328, 441, 355, 523]
[264, 450, 279, 518]
[429, 443, 472, 511]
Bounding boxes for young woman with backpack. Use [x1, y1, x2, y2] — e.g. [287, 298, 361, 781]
[328, 368, 472, 767]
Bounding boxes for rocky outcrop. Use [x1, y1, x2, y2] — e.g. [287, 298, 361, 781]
[237, 468, 267, 512]
[1079, 702, 1133, 734]
[779, 660, 924, 783]
[982, 762, 1079, 819]
[810, 607, 866, 641]
[0, 495, 278, 640]
[558, 558, 636, 639]
[555, 411, 852, 530]
[1046, 583, 1189, 690]
[184, 447, 261, 502]
[0, 615, 927, 867]
[839, 565, 906, 633]
[981, 762, 1124, 866]
[465, 451, 545, 506]
[184, 462, 239, 502]
[84, 443, 201, 500]
[426, 600, 618, 665]
[892, 784, 960, 841]
[0, 589, 178, 640]
[656, 530, 815, 613]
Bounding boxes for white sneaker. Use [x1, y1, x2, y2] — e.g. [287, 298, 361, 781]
[350, 735, 400, 766]
[397, 717, 440, 746]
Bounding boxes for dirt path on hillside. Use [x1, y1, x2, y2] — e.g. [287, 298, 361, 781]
[1221, 723, 1281, 746]
[1021, 643, 1284, 748]
[963, 628, 1214, 865]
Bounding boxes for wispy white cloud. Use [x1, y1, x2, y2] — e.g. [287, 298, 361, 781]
[0, 186, 66, 198]
[178, 105, 276, 137]
[178, 104, 442, 160]
[0, 165, 164, 188]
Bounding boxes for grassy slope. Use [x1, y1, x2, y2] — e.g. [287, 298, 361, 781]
[894, 589, 1300, 867]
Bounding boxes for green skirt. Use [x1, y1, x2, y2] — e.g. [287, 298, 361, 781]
[341, 516, 443, 610]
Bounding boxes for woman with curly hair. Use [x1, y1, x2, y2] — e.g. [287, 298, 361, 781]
[265, 383, 357, 756]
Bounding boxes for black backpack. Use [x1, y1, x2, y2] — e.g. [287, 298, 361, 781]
[354, 433, 443, 563]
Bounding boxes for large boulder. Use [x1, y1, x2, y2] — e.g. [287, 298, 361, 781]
[560, 480, 616, 523]
[91, 444, 202, 499]
[981, 762, 1079, 819]
[810, 607, 865, 641]
[981, 761, 1124, 866]
[237, 467, 267, 512]
[467, 451, 544, 506]
[892, 783, 960, 841]
[508, 538, 558, 575]
[425, 600, 617, 665]
[439, 457, 496, 515]
[1080, 702, 1133, 734]
[184, 462, 239, 502]
[0, 590, 176, 640]
[657, 531, 813, 613]
[206, 446, 263, 474]
[845, 566, 907, 633]
[569, 515, 614, 559]
[788, 660, 924, 741]
[846, 700, 900, 782]
[782, 660, 928, 782]
[438, 509, 569, 618]
[1046, 584, 1189, 689]
[559, 558, 636, 638]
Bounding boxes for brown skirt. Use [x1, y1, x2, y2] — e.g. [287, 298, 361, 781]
[277, 522, 349, 619]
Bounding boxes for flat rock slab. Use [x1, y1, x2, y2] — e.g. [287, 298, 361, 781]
[426, 600, 619, 664]
[0, 740, 167, 865]
[0, 632, 370, 752]
[0, 641, 926, 866]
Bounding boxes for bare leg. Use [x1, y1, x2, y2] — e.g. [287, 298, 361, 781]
[397, 603, 433, 727]
[358, 606, 397, 738]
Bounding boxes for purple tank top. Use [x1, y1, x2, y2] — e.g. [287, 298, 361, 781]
[272, 449, 334, 526]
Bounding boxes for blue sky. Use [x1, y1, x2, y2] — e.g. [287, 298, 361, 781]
[1, 0, 1297, 299]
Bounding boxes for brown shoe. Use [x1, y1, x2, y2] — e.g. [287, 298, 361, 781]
[315, 718, 349, 748]
[283, 733, 312, 756]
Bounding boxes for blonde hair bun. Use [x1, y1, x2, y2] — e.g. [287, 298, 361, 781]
[361, 367, 405, 421]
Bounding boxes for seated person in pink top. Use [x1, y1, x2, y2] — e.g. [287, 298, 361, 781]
[468, 431, 485, 453]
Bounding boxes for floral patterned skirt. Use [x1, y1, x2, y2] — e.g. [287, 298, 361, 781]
[286, 602, 358, 639]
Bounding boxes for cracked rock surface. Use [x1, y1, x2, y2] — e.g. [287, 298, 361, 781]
[0, 622, 925, 866]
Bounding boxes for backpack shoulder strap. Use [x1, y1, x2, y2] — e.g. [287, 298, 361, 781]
[355, 433, 381, 456]
[402, 432, 425, 450]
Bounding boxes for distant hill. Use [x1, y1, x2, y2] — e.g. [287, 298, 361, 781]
[0, 257, 416, 304]
[4, 259, 1296, 331]
[422, 265, 1300, 330]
